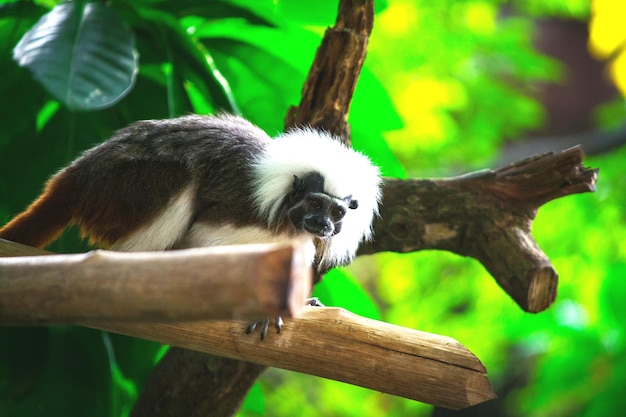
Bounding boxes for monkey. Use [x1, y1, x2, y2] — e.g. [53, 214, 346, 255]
[0, 114, 381, 338]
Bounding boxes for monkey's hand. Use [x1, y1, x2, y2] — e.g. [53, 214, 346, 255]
[245, 298, 324, 340]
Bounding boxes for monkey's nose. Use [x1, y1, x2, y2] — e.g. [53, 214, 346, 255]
[305, 218, 333, 237]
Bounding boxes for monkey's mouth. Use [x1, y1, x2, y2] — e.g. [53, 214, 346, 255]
[304, 224, 334, 238]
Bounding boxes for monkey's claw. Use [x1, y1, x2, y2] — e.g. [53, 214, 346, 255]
[245, 300, 322, 340]
[246, 316, 283, 340]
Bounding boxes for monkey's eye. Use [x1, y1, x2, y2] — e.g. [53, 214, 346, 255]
[331, 206, 346, 220]
[308, 198, 322, 211]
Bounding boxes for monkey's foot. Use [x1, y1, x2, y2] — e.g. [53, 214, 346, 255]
[246, 316, 283, 341]
[245, 299, 324, 340]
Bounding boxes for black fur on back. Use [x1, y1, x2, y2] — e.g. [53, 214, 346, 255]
[67, 114, 271, 243]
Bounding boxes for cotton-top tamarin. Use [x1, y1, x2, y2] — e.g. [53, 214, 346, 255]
[0, 114, 381, 336]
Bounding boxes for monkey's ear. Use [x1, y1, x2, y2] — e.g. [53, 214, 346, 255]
[292, 175, 305, 192]
[343, 195, 359, 210]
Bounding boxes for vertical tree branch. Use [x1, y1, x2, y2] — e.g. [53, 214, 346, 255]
[131, 1, 375, 416]
[285, 0, 373, 142]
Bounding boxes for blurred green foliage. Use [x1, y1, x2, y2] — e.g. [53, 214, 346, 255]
[1, 0, 624, 417]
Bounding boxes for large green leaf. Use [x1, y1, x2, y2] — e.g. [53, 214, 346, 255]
[13, 2, 138, 111]
[132, 5, 239, 114]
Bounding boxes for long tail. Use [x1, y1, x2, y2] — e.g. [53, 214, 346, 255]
[0, 171, 76, 249]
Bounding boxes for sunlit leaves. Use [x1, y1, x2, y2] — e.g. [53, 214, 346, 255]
[589, 0, 626, 95]
[367, 0, 562, 175]
[515, 0, 590, 18]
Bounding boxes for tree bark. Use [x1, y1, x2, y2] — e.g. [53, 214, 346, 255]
[132, 348, 266, 417]
[285, 0, 373, 142]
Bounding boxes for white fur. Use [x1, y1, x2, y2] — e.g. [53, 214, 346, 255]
[111, 186, 195, 251]
[177, 223, 317, 266]
[178, 223, 288, 247]
[251, 127, 381, 268]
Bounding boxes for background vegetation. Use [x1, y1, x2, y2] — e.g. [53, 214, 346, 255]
[1, 0, 624, 416]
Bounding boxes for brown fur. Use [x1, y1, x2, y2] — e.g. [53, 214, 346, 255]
[0, 161, 191, 249]
[70, 160, 191, 247]
[0, 171, 77, 248]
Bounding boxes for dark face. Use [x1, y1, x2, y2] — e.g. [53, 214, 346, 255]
[287, 172, 358, 238]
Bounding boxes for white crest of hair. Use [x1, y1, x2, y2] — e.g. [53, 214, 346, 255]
[252, 126, 381, 267]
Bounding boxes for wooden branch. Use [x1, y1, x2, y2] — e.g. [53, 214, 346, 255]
[0, 241, 311, 324]
[360, 146, 598, 312]
[0, 238, 52, 257]
[88, 307, 495, 410]
[285, 0, 373, 141]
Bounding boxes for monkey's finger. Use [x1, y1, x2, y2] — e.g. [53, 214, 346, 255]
[245, 321, 258, 334]
[275, 316, 284, 333]
[260, 317, 270, 340]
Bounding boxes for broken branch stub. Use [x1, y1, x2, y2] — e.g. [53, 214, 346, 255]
[361, 145, 599, 312]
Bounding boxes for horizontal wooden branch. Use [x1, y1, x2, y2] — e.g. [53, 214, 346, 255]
[87, 307, 496, 410]
[0, 240, 311, 325]
[0, 238, 51, 257]
[361, 145, 598, 312]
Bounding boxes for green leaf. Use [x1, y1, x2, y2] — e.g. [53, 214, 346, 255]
[313, 269, 381, 320]
[156, 0, 277, 27]
[276, 0, 389, 25]
[13, 2, 138, 111]
[0, 327, 113, 417]
[600, 262, 626, 332]
[351, 126, 406, 178]
[133, 5, 239, 113]
[240, 382, 266, 414]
